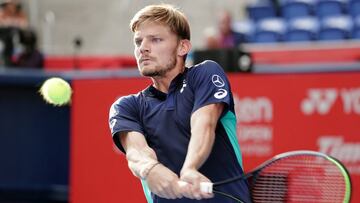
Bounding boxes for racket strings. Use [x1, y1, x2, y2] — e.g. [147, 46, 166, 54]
[251, 155, 347, 202]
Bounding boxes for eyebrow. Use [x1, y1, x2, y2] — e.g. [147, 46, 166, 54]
[134, 34, 162, 40]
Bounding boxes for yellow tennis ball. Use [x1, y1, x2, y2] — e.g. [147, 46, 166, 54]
[40, 77, 72, 106]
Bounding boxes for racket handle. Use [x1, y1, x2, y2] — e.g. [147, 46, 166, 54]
[200, 182, 213, 193]
[177, 181, 213, 193]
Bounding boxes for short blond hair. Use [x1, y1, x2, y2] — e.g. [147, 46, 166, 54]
[130, 4, 190, 40]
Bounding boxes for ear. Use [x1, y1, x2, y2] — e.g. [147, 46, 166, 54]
[177, 39, 191, 57]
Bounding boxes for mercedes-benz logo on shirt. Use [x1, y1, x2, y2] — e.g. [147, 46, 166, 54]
[212, 74, 225, 87]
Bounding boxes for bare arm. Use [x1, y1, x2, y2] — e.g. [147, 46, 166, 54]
[120, 131, 158, 179]
[119, 131, 183, 199]
[180, 103, 224, 199]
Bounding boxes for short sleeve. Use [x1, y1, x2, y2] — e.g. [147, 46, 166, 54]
[189, 60, 232, 113]
[109, 95, 144, 153]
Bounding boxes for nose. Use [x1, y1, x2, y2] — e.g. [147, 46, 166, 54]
[139, 39, 150, 54]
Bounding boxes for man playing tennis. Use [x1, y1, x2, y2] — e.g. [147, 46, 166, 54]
[109, 4, 251, 203]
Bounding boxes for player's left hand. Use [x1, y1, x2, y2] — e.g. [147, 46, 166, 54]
[179, 168, 214, 200]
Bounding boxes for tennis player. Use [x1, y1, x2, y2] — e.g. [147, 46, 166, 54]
[109, 4, 251, 203]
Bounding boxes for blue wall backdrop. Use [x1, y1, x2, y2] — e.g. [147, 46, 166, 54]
[0, 74, 69, 202]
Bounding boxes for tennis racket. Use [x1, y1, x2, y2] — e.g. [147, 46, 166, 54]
[180, 150, 351, 203]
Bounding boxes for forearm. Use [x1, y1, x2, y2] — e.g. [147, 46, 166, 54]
[126, 146, 159, 179]
[120, 131, 159, 179]
[120, 132, 183, 199]
[181, 122, 215, 172]
[181, 103, 224, 174]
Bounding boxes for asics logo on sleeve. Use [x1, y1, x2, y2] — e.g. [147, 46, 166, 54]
[212, 75, 225, 87]
[214, 88, 228, 99]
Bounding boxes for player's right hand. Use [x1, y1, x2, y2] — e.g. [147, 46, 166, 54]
[146, 163, 184, 199]
[179, 168, 214, 200]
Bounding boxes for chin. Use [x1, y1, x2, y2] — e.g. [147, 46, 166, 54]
[139, 66, 158, 77]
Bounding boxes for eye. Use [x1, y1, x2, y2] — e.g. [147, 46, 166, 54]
[152, 37, 162, 43]
[134, 39, 142, 47]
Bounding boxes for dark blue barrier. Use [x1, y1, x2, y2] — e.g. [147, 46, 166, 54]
[0, 69, 69, 202]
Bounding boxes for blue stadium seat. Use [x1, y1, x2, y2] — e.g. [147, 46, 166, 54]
[284, 17, 319, 41]
[349, 0, 360, 18]
[315, 0, 348, 19]
[247, 0, 277, 22]
[252, 18, 286, 42]
[318, 15, 353, 40]
[281, 0, 316, 20]
[352, 16, 360, 39]
[232, 20, 256, 42]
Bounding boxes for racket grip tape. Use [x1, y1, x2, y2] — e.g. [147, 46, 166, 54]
[177, 181, 213, 193]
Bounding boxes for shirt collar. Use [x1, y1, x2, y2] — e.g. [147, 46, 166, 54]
[143, 68, 189, 101]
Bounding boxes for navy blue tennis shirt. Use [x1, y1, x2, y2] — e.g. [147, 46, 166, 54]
[109, 60, 251, 203]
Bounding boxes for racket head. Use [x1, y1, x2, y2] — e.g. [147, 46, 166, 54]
[249, 150, 351, 203]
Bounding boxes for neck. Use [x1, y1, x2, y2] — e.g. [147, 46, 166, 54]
[152, 64, 185, 93]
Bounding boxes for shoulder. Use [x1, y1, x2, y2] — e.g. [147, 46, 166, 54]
[188, 60, 225, 76]
[110, 92, 142, 115]
[112, 94, 137, 106]
[185, 60, 229, 89]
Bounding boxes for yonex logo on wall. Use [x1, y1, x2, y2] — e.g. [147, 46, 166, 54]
[301, 88, 360, 115]
[301, 88, 337, 115]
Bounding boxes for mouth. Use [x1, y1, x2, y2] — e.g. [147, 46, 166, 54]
[139, 58, 152, 65]
[139, 57, 153, 65]
[140, 59, 149, 63]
